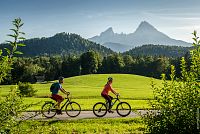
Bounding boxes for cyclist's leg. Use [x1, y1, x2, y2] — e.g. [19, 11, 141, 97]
[52, 94, 63, 109]
[108, 95, 113, 100]
[101, 94, 112, 110]
[56, 95, 64, 109]
[107, 95, 114, 112]
[55, 95, 64, 114]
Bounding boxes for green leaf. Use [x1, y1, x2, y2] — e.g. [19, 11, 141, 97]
[192, 38, 197, 42]
[7, 34, 17, 38]
[18, 37, 25, 40]
[10, 29, 18, 35]
[4, 48, 11, 54]
[19, 32, 25, 35]
[193, 30, 197, 37]
[198, 40, 200, 45]
[14, 51, 23, 55]
[19, 23, 24, 27]
[17, 43, 26, 47]
[6, 40, 14, 44]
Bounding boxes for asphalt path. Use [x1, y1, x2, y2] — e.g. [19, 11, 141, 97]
[21, 110, 150, 120]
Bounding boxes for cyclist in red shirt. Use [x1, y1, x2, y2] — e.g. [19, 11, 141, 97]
[101, 77, 118, 113]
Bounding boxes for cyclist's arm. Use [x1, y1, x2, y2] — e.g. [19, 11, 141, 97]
[60, 88, 69, 95]
[110, 85, 118, 96]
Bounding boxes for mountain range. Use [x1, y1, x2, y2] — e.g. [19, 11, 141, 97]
[88, 21, 191, 52]
[0, 22, 192, 57]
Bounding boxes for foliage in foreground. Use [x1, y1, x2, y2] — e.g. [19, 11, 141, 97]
[144, 31, 200, 134]
[11, 118, 144, 134]
[0, 18, 25, 83]
[0, 88, 27, 133]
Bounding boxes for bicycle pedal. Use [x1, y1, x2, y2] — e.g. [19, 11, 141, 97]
[108, 110, 114, 113]
[56, 110, 62, 115]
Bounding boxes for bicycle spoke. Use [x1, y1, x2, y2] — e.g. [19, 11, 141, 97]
[93, 102, 107, 117]
[116, 102, 131, 117]
[41, 102, 56, 118]
[65, 102, 81, 117]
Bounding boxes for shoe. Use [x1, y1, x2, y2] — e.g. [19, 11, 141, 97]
[56, 109, 62, 115]
[108, 110, 114, 113]
[111, 102, 114, 106]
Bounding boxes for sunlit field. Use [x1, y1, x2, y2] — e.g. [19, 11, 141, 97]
[0, 74, 162, 110]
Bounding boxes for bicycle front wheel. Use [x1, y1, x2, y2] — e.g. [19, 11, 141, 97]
[93, 102, 107, 117]
[65, 102, 81, 117]
[41, 102, 56, 118]
[116, 102, 131, 117]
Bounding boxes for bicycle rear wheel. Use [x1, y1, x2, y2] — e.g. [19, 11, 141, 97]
[93, 102, 107, 117]
[116, 102, 131, 117]
[41, 102, 56, 118]
[65, 102, 81, 117]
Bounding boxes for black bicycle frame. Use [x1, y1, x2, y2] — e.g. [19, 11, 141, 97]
[105, 95, 121, 108]
[59, 98, 70, 110]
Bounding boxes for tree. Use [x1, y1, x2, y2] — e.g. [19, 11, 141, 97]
[144, 31, 200, 134]
[80, 50, 100, 74]
[62, 55, 81, 77]
[100, 54, 124, 73]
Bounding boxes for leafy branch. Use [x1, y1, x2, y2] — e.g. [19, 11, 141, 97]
[0, 18, 26, 83]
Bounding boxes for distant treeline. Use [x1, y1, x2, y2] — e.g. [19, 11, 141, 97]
[1, 50, 191, 84]
[124, 44, 191, 57]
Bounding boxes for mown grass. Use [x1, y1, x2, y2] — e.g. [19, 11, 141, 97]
[0, 74, 161, 110]
[13, 118, 145, 134]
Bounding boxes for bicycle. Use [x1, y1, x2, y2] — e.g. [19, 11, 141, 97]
[41, 93, 81, 118]
[93, 94, 131, 117]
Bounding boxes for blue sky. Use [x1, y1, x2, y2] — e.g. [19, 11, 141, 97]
[1, 0, 200, 43]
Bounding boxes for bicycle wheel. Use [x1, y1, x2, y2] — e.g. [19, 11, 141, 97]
[41, 102, 56, 118]
[93, 102, 107, 117]
[116, 102, 131, 117]
[65, 102, 81, 117]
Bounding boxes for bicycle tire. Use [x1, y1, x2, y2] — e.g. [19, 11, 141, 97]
[41, 102, 56, 118]
[116, 102, 131, 117]
[65, 102, 81, 117]
[93, 102, 107, 117]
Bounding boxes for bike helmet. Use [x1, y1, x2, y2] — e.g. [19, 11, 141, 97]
[58, 76, 64, 81]
[108, 77, 113, 81]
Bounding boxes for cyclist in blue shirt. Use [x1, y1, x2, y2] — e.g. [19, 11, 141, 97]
[50, 76, 69, 114]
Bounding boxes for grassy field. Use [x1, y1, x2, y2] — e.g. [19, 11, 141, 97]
[0, 74, 162, 110]
[13, 118, 145, 134]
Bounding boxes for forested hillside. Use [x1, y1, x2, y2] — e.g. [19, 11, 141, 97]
[0, 32, 114, 57]
[124, 44, 191, 57]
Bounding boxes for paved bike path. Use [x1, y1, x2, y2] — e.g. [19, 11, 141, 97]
[21, 110, 149, 120]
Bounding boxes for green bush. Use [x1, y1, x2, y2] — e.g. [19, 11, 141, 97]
[17, 82, 37, 97]
[144, 31, 200, 134]
[0, 88, 26, 133]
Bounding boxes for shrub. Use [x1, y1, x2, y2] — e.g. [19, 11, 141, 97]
[17, 82, 37, 97]
[144, 31, 200, 134]
[0, 88, 26, 133]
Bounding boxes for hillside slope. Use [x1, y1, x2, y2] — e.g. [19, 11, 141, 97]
[0, 32, 114, 57]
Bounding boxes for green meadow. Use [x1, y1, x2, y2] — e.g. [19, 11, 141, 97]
[14, 118, 145, 133]
[0, 74, 162, 111]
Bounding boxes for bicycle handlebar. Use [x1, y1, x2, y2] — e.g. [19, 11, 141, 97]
[65, 92, 70, 98]
[116, 93, 120, 98]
